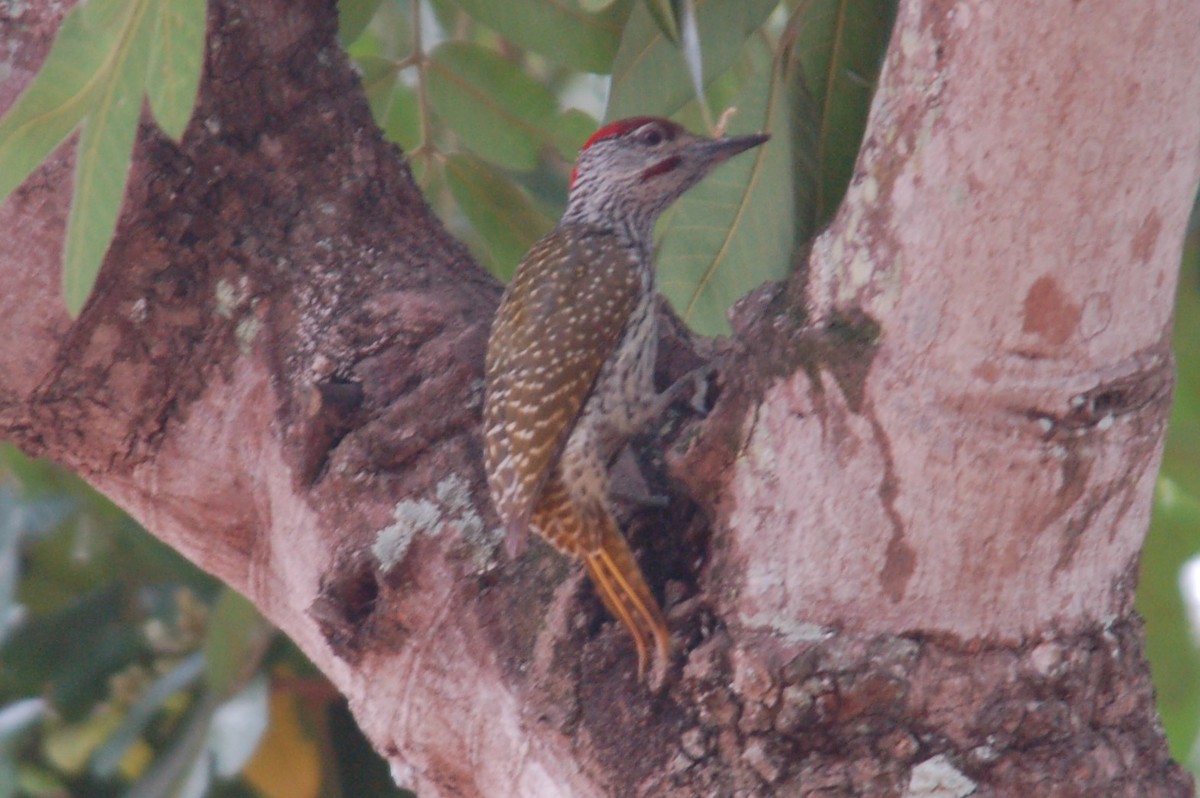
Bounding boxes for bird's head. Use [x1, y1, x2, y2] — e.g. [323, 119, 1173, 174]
[564, 116, 768, 236]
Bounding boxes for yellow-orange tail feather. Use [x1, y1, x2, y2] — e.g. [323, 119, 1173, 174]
[583, 520, 670, 679]
[533, 476, 670, 679]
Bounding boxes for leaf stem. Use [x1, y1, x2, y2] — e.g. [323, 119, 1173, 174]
[410, 0, 435, 164]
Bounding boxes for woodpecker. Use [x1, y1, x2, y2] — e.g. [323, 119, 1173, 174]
[483, 116, 768, 677]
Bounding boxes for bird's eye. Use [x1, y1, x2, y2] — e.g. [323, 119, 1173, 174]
[639, 127, 664, 147]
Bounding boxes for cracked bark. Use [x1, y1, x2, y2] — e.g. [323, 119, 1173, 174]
[1, 0, 1198, 796]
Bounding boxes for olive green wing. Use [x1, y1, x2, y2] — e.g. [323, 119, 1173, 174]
[483, 227, 641, 556]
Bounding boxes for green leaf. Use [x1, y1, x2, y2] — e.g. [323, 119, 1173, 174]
[337, 0, 386, 45]
[1140, 484, 1200, 762]
[789, 0, 897, 225]
[1170, 271, 1200, 422]
[657, 42, 793, 335]
[16, 763, 67, 796]
[145, 0, 207, 141]
[606, 0, 777, 121]
[0, 484, 75, 648]
[549, 107, 599, 162]
[2, 587, 138, 719]
[0, 0, 209, 314]
[427, 42, 558, 172]
[1144, 225, 1200, 762]
[1162, 250, 1200, 512]
[122, 694, 219, 798]
[645, 0, 680, 42]
[89, 652, 205, 778]
[0, 0, 128, 203]
[42, 707, 124, 775]
[1162, 415, 1200, 497]
[444, 154, 555, 281]
[357, 55, 399, 117]
[358, 56, 420, 151]
[364, 60, 422, 151]
[446, 0, 632, 73]
[63, 0, 161, 316]
[202, 588, 273, 698]
[345, 0, 412, 63]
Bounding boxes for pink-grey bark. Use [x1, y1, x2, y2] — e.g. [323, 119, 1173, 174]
[715, 0, 1193, 640]
[1, 0, 1197, 796]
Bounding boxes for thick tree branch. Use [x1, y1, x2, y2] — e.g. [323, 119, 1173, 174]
[681, 0, 1197, 640]
[1, 0, 1197, 796]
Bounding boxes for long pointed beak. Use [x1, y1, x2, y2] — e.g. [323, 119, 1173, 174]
[692, 132, 770, 167]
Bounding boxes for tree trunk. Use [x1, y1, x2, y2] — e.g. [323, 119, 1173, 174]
[2, 0, 1197, 795]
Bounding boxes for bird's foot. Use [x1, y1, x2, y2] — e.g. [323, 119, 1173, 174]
[654, 362, 718, 420]
[611, 488, 670, 508]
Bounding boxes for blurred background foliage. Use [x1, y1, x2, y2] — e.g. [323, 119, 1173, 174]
[0, 448, 411, 798]
[1140, 199, 1200, 770]
[344, 0, 897, 335]
[0, 0, 1197, 795]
